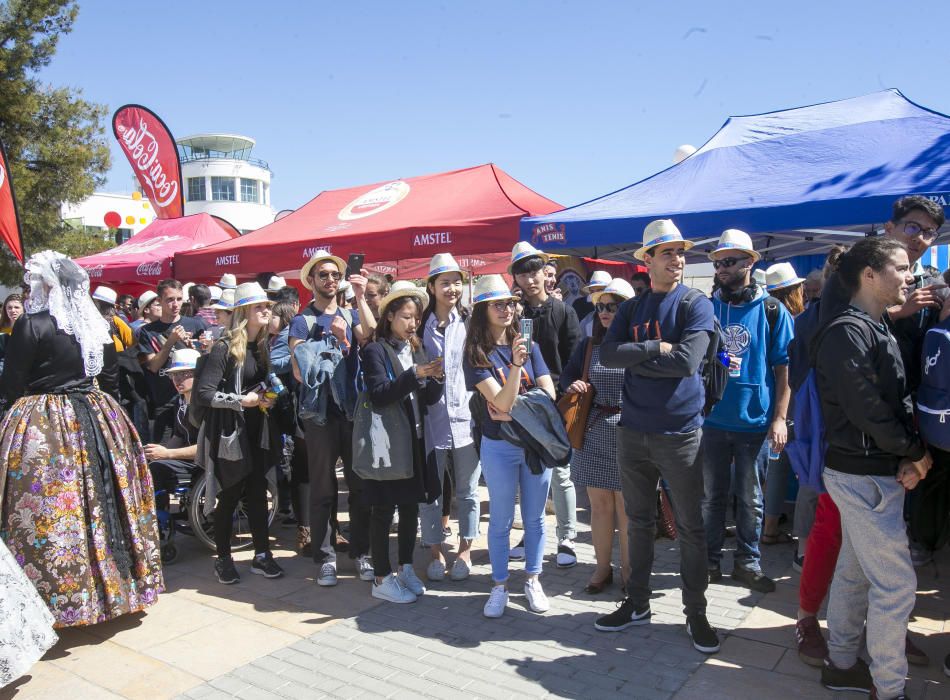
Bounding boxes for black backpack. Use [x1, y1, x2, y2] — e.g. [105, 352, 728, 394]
[909, 457, 950, 553]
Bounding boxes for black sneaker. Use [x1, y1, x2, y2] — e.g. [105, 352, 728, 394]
[731, 566, 776, 593]
[820, 658, 872, 693]
[686, 613, 720, 654]
[214, 556, 240, 584]
[944, 652, 950, 678]
[250, 552, 284, 579]
[708, 566, 722, 583]
[594, 598, 651, 632]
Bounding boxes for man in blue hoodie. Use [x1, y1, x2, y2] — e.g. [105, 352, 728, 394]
[703, 229, 793, 593]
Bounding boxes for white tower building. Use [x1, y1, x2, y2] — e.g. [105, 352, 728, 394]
[177, 134, 275, 233]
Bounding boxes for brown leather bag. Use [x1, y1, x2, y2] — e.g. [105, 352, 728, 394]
[557, 340, 595, 450]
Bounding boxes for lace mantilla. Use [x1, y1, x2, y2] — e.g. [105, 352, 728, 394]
[25, 250, 111, 377]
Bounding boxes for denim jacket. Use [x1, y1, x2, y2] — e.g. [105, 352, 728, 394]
[270, 327, 292, 377]
[293, 339, 355, 424]
[498, 388, 572, 474]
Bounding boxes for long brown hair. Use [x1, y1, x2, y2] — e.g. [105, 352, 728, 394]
[224, 304, 271, 369]
[464, 301, 520, 368]
[0, 293, 23, 330]
[374, 295, 422, 351]
[771, 284, 805, 317]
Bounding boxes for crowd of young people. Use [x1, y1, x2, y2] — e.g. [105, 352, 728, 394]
[0, 194, 947, 699]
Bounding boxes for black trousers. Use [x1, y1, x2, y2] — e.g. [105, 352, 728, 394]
[304, 415, 370, 564]
[370, 502, 419, 578]
[214, 450, 271, 557]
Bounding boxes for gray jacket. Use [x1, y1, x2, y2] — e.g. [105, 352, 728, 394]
[499, 388, 572, 474]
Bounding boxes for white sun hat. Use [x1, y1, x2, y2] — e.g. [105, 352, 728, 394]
[267, 275, 287, 293]
[581, 270, 612, 295]
[709, 229, 761, 262]
[217, 273, 237, 290]
[300, 249, 347, 290]
[211, 288, 235, 311]
[472, 274, 518, 305]
[427, 253, 468, 281]
[209, 285, 223, 301]
[591, 278, 636, 305]
[91, 285, 117, 305]
[137, 290, 158, 311]
[508, 241, 549, 274]
[378, 280, 427, 317]
[231, 282, 273, 309]
[634, 219, 694, 261]
[765, 262, 805, 292]
[164, 348, 201, 374]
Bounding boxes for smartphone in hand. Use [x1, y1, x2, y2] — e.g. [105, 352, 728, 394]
[520, 318, 533, 353]
[346, 253, 365, 280]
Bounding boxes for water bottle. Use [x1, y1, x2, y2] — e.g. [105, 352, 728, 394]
[768, 439, 780, 461]
[267, 372, 287, 396]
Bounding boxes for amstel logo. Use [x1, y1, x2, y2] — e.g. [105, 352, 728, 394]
[338, 181, 410, 221]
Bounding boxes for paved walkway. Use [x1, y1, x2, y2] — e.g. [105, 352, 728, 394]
[2, 486, 947, 699]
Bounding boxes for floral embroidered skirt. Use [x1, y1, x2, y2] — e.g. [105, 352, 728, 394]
[0, 390, 163, 628]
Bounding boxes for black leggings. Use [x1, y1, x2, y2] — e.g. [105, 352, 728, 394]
[370, 502, 419, 578]
[214, 459, 271, 557]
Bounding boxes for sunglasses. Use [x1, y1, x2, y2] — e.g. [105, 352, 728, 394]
[903, 221, 939, 241]
[711, 256, 748, 270]
[595, 302, 620, 313]
[170, 371, 194, 381]
[317, 271, 342, 281]
[489, 300, 517, 312]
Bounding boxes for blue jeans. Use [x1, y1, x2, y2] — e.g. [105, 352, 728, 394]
[702, 427, 767, 571]
[419, 443, 481, 545]
[480, 437, 552, 582]
[823, 468, 914, 699]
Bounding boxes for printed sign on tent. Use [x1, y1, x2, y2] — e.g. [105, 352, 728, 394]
[112, 104, 185, 220]
[0, 139, 24, 263]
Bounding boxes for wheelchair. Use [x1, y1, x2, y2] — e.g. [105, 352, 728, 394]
[151, 460, 278, 564]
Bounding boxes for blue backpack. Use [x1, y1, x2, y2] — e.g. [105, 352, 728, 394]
[917, 325, 950, 451]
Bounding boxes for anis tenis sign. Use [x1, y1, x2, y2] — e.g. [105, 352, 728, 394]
[112, 104, 185, 219]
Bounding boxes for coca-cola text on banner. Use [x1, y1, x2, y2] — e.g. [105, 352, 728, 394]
[112, 104, 184, 220]
[0, 139, 25, 263]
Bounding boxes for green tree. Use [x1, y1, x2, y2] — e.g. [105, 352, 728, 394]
[0, 0, 111, 283]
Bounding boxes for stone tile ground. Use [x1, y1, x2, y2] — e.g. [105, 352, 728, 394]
[3, 482, 947, 699]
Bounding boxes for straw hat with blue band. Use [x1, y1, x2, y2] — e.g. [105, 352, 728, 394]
[591, 278, 635, 304]
[581, 270, 612, 295]
[137, 290, 158, 312]
[218, 273, 237, 290]
[300, 249, 347, 290]
[231, 282, 273, 309]
[378, 280, 428, 318]
[427, 253, 469, 281]
[162, 348, 201, 375]
[472, 275, 518, 305]
[508, 241, 549, 274]
[92, 285, 117, 305]
[708, 228, 761, 263]
[211, 288, 235, 311]
[765, 262, 805, 292]
[633, 219, 694, 261]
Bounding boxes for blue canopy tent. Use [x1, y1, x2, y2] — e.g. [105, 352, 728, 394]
[522, 90, 950, 270]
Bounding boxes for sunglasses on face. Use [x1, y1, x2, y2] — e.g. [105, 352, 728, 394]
[711, 256, 748, 270]
[595, 302, 620, 313]
[903, 221, 939, 241]
[317, 271, 342, 281]
[171, 371, 194, 382]
[489, 300, 517, 312]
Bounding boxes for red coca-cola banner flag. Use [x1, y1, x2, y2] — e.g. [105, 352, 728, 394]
[112, 104, 184, 219]
[0, 139, 24, 263]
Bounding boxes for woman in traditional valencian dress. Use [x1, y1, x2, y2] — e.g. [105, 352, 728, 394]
[0, 251, 163, 628]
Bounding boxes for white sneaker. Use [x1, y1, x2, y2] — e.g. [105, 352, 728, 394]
[372, 574, 417, 603]
[397, 564, 426, 595]
[316, 561, 338, 587]
[426, 558, 446, 582]
[556, 538, 577, 568]
[356, 555, 374, 582]
[524, 577, 550, 613]
[483, 585, 509, 618]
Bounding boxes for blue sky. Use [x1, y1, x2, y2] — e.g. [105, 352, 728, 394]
[40, 1, 950, 213]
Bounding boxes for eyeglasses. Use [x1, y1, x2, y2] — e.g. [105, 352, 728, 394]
[489, 300, 517, 312]
[595, 302, 620, 313]
[903, 221, 939, 241]
[711, 256, 748, 270]
[317, 271, 342, 281]
[170, 371, 194, 382]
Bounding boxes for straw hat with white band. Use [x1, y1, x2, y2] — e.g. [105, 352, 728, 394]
[508, 241, 549, 274]
[634, 219, 694, 261]
[581, 270, 612, 295]
[300, 249, 347, 290]
[137, 290, 158, 312]
[231, 282, 274, 309]
[590, 278, 635, 305]
[211, 288, 235, 311]
[472, 275, 518, 305]
[163, 348, 200, 375]
[765, 263, 805, 292]
[218, 273, 237, 290]
[427, 253, 468, 281]
[708, 229, 761, 262]
[378, 280, 427, 318]
[92, 285, 117, 305]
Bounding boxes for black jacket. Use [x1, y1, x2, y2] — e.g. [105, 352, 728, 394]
[522, 296, 580, 389]
[815, 307, 925, 476]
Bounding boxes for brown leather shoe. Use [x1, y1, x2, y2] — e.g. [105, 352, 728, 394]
[796, 615, 828, 667]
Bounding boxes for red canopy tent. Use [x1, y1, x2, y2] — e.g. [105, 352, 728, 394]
[76, 213, 238, 293]
[174, 164, 562, 282]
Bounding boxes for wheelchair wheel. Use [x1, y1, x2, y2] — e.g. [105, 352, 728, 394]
[187, 473, 279, 552]
[161, 543, 178, 564]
